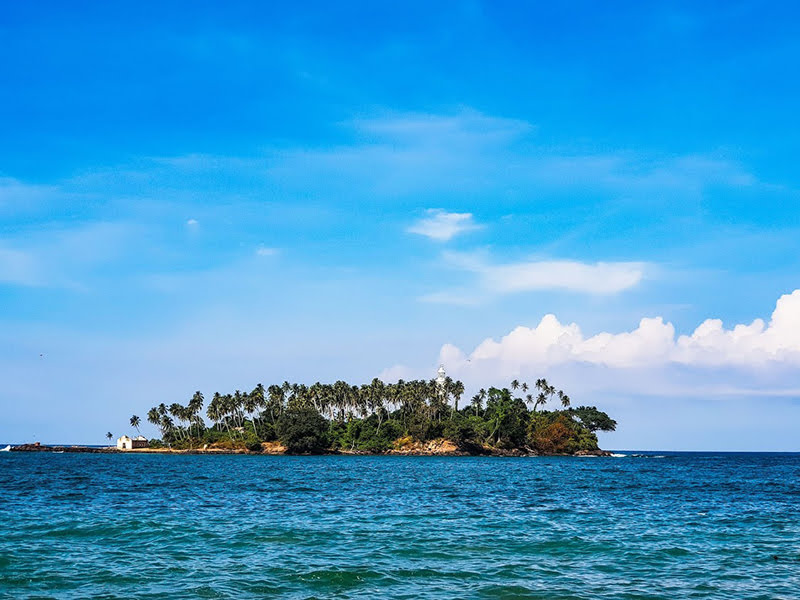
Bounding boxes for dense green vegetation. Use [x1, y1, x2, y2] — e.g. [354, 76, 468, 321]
[135, 377, 616, 454]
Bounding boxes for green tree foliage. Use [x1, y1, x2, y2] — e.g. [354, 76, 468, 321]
[484, 388, 528, 448]
[276, 406, 329, 454]
[139, 377, 615, 455]
[568, 406, 617, 432]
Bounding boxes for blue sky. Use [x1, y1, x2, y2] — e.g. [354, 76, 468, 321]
[2, 1, 800, 449]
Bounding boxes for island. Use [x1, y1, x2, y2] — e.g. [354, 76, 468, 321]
[118, 371, 616, 456]
[10, 373, 617, 456]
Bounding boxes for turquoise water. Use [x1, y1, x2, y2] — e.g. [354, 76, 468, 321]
[1, 453, 799, 599]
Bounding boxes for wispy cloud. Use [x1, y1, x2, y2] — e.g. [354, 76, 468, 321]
[422, 250, 646, 303]
[351, 110, 533, 146]
[0, 247, 42, 286]
[255, 246, 279, 257]
[407, 209, 482, 242]
[0, 222, 141, 289]
[50, 109, 771, 216]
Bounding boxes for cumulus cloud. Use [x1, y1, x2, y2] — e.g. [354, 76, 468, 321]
[407, 209, 481, 241]
[186, 218, 199, 226]
[437, 290, 800, 372]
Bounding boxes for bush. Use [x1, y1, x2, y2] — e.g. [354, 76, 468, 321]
[330, 417, 403, 453]
[528, 412, 599, 454]
[255, 421, 277, 442]
[484, 389, 528, 448]
[406, 412, 443, 441]
[276, 406, 330, 454]
[443, 415, 486, 448]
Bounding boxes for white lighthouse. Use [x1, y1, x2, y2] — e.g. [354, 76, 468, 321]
[436, 364, 446, 388]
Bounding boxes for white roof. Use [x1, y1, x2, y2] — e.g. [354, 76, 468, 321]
[117, 435, 132, 441]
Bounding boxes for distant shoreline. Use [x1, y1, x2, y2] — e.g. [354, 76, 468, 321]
[6, 443, 612, 457]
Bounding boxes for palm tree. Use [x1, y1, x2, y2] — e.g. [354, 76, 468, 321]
[130, 415, 141, 435]
[511, 379, 520, 391]
[243, 390, 260, 436]
[534, 379, 554, 412]
[147, 407, 162, 438]
[249, 384, 266, 437]
[169, 403, 187, 441]
[267, 384, 285, 424]
[188, 391, 205, 438]
[450, 379, 465, 415]
[106, 432, 113, 444]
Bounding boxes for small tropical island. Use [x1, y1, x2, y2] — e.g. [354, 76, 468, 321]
[10, 370, 617, 456]
[102, 369, 615, 456]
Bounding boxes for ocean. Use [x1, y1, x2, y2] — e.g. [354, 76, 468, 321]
[1, 452, 798, 599]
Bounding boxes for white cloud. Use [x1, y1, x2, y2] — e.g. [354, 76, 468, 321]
[255, 246, 279, 257]
[0, 222, 138, 289]
[353, 110, 532, 147]
[424, 251, 646, 302]
[407, 209, 481, 241]
[436, 289, 800, 373]
[0, 247, 42, 286]
[186, 218, 199, 226]
[0, 177, 61, 214]
[53, 110, 768, 219]
[481, 259, 644, 294]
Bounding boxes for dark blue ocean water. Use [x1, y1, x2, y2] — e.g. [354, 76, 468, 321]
[1, 452, 799, 599]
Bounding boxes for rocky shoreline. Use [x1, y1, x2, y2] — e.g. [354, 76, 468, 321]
[7, 442, 612, 457]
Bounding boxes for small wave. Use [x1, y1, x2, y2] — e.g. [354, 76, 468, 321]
[610, 453, 626, 458]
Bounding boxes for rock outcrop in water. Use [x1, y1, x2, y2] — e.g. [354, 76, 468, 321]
[11, 444, 113, 453]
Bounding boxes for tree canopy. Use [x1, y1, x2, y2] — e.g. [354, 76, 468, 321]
[138, 377, 615, 455]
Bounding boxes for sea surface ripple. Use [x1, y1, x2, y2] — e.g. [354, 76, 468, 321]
[1, 452, 799, 599]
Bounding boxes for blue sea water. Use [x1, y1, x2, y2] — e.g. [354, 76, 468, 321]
[1, 452, 799, 599]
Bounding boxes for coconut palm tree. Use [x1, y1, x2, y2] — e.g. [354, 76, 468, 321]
[243, 389, 259, 436]
[169, 403, 186, 441]
[130, 415, 141, 435]
[147, 407, 167, 439]
[106, 432, 113, 444]
[249, 384, 266, 437]
[188, 391, 204, 437]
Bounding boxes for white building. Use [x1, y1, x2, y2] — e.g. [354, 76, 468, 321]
[436, 365, 446, 388]
[116, 435, 148, 450]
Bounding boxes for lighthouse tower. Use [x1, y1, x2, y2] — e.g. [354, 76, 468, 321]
[436, 364, 446, 389]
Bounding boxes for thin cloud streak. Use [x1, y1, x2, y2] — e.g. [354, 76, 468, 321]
[422, 250, 646, 303]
